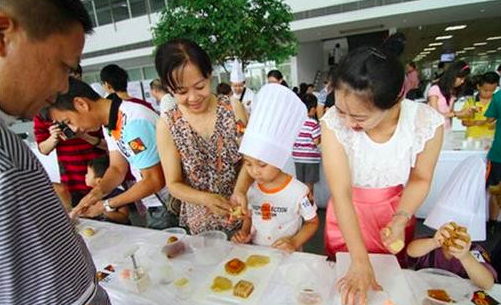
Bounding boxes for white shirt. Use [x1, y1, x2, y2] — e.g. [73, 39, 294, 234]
[233, 87, 254, 114]
[321, 99, 444, 188]
[159, 94, 176, 114]
[247, 176, 317, 246]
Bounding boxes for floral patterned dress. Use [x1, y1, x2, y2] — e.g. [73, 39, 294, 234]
[163, 97, 242, 234]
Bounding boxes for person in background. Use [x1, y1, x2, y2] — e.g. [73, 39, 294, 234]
[433, 61, 446, 81]
[230, 58, 254, 115]
[306, 84, 315, 95]
[317, 75, 334, 118]
[293, 94, 321, 203]
[428, 60, 472, 130]
[292, 86, 299, 95]
[0, 0, 110, 304]
[407, 222, 496, 290]
[85, 156, 130, 224]
[50, 78, 177, 230]
[34, 106, 107, 209]
[150, 78, 176, 114]
[231, 84, 319, 253]
[497, 64, 501, 87]
[320, 33, 444, 304]
[100, 64, 152, 110]
[403, 61, 419, 97]
[484, 90, 501, 234]
[268, 69, 289, 87]
[155, 39, 247, 235]
[216, 82, 249, 128]
[460, 72, 499, 139]
[298, 82, 308, 99]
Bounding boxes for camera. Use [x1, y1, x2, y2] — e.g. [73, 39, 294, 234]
[58, 122, 76, 139]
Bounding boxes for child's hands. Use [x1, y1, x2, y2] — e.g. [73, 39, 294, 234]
[272, 237, 296, 253]
[448, 231, 472, 261]
[231, 230, 251, 244]
[433, 224, 452, 248]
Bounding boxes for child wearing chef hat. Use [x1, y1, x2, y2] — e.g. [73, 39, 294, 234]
[407, 157, 497, 289]
[231, 84, 319, 253]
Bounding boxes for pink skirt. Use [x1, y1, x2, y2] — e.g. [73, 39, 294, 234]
[324, 185, 416, 257]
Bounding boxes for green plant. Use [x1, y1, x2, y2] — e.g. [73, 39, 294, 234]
[152, 0, 297, 70]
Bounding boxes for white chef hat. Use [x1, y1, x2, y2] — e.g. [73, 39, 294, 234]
[230, 58, 245, 83]
[239, 83, 307, 171]
[424, 156, 487, 241]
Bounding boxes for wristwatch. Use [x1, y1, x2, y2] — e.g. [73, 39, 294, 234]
[103, 199, 116, 212]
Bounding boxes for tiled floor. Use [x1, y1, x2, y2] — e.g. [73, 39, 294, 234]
[303, 208, 501, 255]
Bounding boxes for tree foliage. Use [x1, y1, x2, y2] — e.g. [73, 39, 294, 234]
[152, 0, 297, 69]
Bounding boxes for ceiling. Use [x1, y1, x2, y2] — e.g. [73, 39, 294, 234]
[292, 0, 501, 65]
[400, 17, 501, 65]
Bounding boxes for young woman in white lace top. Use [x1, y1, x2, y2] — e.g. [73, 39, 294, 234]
[321, 33, 444, 305]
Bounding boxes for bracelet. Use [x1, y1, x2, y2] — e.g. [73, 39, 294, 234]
[393, 210, 412, 221]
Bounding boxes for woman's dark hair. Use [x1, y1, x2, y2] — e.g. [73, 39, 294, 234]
[333, 32, 406, 110]
[478, 72, 500, 86]
[302, 93, 318, 111]
[408, 62, 416, 69]
[292, 86, 299, 94]
[155, 38, 213, 92]
[216, 82, 232, 96]
[437, 60, 470, 104]
[100, 64, 129, 92]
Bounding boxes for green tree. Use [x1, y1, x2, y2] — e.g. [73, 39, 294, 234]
[152, 0, 297, 70]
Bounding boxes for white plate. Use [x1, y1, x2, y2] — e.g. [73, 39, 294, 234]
[417, 268, 473, 304]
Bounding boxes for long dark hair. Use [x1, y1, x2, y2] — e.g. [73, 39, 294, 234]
[437, 60, 470, 105]
[333, 33, 406, 110]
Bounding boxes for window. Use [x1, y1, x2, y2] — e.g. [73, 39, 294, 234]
[94, 0, 113, 26]
[149, 0, 167, 12]
[130, 0, 147, 17]
[127, 68, 143, 81]
[83, 1, 97, 27]
[143, 66, 158, 80]
[110, 0, 130, 23]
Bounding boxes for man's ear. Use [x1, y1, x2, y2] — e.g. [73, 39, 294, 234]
[73, 97, 91, 112]
[0, 13, 16, 57]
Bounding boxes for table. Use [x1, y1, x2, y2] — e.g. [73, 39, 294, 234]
[79, 219, 501, 305]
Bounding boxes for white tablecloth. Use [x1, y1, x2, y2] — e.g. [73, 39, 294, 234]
[79, 219, 500, 305]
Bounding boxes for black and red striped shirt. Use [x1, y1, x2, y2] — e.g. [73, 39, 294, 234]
[33, 114, 106, 193]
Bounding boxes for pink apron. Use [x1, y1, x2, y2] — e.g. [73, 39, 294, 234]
[324, 185, 416, 257]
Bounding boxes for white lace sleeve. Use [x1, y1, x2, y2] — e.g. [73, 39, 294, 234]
[320, 107, 352, 148]
[411, 103, 445, 166]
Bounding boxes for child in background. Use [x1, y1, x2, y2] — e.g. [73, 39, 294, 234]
[293, 93, 321, 203]
[231, 84, 319, 253]
[485, 89, 501, 234]
[407, 222, 496, 290]
[460, 72, 499, 139]
[85, 156, 130, 224]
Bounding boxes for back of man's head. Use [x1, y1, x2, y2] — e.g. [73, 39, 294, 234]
[0, 0, 93, 40]
[52, 77, 101, 111]
[100, 64, 128, 92]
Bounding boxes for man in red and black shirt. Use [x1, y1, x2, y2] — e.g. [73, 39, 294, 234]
[34, 107, 106, 208]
